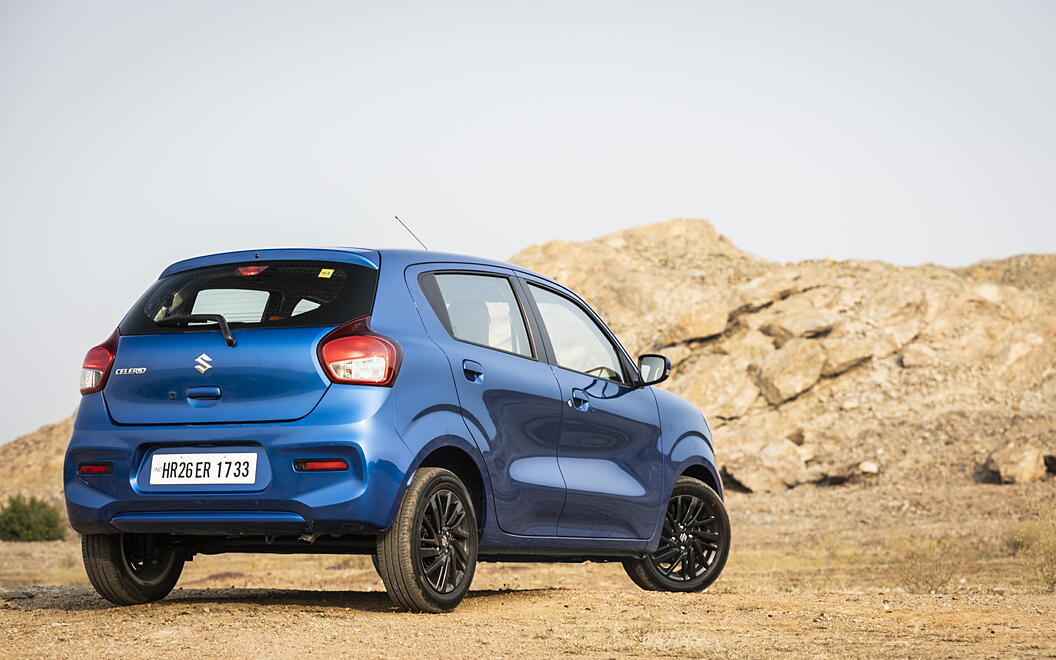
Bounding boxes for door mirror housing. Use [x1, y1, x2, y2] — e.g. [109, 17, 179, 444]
[637, 354, 671, 386]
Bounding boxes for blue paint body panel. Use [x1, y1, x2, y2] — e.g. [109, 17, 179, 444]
[105, 327, 334, 424]
[65, 248, 721, 558]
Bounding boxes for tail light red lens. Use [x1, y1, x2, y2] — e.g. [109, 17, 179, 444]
[318, 317, 401, 386]
[79, 330, 119, 395]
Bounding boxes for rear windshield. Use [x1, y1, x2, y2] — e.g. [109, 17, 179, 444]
[119, 261, 378, 335]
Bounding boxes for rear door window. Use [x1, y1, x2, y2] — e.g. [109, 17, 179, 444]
[120, 261, 378, 335]
[421, 273, 534, 358]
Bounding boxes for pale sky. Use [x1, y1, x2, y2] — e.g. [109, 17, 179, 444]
[1, 0, 1054, 443]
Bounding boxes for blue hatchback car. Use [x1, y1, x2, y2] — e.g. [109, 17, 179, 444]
[65, 248, 730, 612]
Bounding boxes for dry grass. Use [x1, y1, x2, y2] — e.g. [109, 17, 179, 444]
[891, 537, 957, 594]
[1008, 504, 1056, 592]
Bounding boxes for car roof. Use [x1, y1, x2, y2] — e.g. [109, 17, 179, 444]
[158, 247, 556, 284]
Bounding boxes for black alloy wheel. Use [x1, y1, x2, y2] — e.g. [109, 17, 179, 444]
[622, 476, 730, 592]
[417, 488, 472, 594]
[376, 467, 479, 612]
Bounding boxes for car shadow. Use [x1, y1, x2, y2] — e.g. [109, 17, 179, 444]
[1, 585, 563, 613]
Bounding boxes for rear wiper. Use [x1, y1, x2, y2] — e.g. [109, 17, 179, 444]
[156, 314, 237, 347]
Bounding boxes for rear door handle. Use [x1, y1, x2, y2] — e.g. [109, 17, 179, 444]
[462, 359, 484, 383]
[186, 386, 222, 400]
[567, 388, 590, 412]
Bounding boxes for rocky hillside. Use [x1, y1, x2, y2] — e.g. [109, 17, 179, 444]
[0, 416, 72, 511]
[512, 219, 1056, 492]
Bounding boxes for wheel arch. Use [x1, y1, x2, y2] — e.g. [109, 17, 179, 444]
[404, 442, 489, 534]
[678, 462, 723, 500]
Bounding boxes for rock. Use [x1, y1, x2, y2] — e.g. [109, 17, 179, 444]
[734, 274, 799, 311]
[661, 344, 692, 366]
[858, 460, 879, 474]
[974, 283, 1002, 305]
[721, 328, 775, 364]
[1001, 333, 1044, 369]
[720, 432, 804, 492]
[821, 336, 875, 376]
[862, 285, 925, 348]
[761, 309, 841, 347]
[753, 339, 827, 404]
[662, 305, 729, 344]
[675, 354, 759, 420]
[901, 343, 938, 368]
[985, 442, 1048, 483]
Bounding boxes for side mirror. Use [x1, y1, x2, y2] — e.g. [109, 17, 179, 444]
[637, 354, 671, 386]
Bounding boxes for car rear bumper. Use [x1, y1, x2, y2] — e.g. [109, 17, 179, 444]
[64, 387, 414, 536]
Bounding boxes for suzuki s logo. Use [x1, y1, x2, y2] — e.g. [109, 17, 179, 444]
[194, 353, 213, 374]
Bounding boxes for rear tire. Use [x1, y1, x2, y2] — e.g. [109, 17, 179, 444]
[622, 476, 730, 592]
[82, 533, 185, 605]
[375, 467, 478, 613]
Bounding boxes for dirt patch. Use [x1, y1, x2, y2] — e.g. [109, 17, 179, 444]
[3, 483, 1055, 658]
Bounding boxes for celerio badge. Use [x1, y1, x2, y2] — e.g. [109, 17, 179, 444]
[194, 353, 213, 374]
[114, 367, 147, 376]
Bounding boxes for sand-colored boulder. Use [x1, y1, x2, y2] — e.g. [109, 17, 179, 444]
[722, 328, 775, 364]
[753, 339, 827, 405]
[901, 343, 938, 368]
[821, 335, 875, 376]
[662, 305, 729, 344]
[863, 285, 925, 348]
[761, 309, 841, 347]
[660, 344, 692, 366]
[986, 442, 1049, 483]
[1000, 333, 1044, 369]
[720, 430, 804, 492]
[734, 274, 799, 311]
[676, 354, 759, 420]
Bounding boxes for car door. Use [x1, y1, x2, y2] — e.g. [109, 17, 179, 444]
[521, 278, 663, 539]
[409, 265, 567, 536]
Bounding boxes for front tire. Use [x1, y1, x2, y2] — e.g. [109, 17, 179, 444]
[82, 533, 185, 605]
[375, 467, 479, 613]
[622, 476, 731, 592]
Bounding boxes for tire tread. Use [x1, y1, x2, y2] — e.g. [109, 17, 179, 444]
[81, 534, 184, 606]
[375, 467, 477, 613]
[621, 476, 730, 593]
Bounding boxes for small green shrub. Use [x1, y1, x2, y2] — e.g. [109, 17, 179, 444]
[0, 495, 67, 542]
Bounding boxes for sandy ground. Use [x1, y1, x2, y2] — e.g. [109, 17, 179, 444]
[2, 482, 1055, 658]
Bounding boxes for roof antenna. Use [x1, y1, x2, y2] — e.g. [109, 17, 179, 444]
[394, 215, 428, 250]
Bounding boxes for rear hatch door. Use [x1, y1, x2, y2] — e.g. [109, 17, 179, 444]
[105, 254, 378, 425]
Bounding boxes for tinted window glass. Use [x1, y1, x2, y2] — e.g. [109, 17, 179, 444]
[191, 289, 270, 323]
[528, 284, 625, 383]
[120, 261, 378, 335]
[427, 274, 533, 358]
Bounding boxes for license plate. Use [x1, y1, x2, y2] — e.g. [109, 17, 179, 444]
[149, 452, 257, 485]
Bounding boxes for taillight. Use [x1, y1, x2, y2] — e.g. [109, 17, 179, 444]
[80, 329, 118, 395]
[318, 317, 401, 386]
